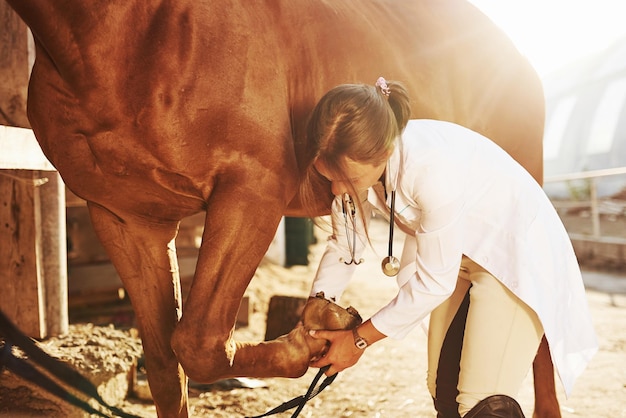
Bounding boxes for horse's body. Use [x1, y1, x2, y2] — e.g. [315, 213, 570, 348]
[6, 0, 558, 416]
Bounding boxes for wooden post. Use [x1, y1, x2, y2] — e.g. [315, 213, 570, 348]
[0, 132, 68, 339]
[0, 2, 31, 128]
[41, 172, 69, 336]
[264, 295, 307, 341]
[0, 170, 46, 338]
[0, 2, 68, 338]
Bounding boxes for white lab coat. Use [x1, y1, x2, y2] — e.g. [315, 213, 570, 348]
[310, 119, 597, 396]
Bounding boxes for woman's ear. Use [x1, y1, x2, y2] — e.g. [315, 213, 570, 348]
[313, 159, 327, 180]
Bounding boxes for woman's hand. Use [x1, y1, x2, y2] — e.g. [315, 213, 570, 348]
[308, 329, 365, 376]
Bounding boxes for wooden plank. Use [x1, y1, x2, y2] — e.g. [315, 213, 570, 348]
[0, 169, 46, 338]
[0, 125, 55, 170]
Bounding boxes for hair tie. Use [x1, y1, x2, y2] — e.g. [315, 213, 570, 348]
[375, 76, 391, 97]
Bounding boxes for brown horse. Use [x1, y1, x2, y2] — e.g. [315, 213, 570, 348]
[5, 0, 559, 416]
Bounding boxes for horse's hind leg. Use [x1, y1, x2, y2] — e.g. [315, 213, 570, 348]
[87, 202, 188, 418]
[532, 336, 561, 418]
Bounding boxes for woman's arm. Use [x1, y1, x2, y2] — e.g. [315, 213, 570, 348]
[309, 194, 372, 302]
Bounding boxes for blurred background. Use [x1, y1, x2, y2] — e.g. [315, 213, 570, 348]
[471, 0, 626, 269]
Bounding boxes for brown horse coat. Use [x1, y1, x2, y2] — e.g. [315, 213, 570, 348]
[6, 1, 556, 417]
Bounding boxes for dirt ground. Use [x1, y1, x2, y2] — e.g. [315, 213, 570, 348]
[3, 216, 626, 417]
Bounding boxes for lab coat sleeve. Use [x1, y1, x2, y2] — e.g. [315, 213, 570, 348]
[371, 220, 463, 339]
[309, 195, 372, 302]
[371, 148, 467, 339]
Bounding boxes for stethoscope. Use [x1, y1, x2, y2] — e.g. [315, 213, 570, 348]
[340, 193, 364, 266]
[381, 189, 401, 276]
[340, 188, 401, 277]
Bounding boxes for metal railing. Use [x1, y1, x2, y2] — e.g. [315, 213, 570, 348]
[544, 166, 626, 243]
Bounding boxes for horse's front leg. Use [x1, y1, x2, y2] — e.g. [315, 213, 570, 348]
[170, 183, 317, 383]
[88, 202, 188, 418]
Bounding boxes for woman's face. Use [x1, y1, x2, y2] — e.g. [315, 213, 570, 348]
[314, 156, 387, 196]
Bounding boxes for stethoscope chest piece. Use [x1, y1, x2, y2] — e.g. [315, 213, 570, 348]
[381, 255, 400, 277]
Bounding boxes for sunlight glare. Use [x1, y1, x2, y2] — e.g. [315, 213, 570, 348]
[470, 0, 626, 76]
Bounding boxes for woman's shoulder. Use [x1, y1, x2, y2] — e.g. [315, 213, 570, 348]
[402, 119, 504, 154]
[403, 119, 483, 138]
[401, 119, 482, 153]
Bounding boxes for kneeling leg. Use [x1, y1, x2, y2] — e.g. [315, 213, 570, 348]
[464, 394, 525, 418]
[457, 263, 543, 416]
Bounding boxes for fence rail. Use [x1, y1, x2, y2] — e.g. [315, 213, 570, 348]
[544, 166, 626, 243]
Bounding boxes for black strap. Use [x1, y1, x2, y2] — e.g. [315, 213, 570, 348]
[0, 309, 141, 418]
[248, 365, 338, 418]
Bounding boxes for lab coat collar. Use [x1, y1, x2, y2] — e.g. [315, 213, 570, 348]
[384, 136, 402, 196]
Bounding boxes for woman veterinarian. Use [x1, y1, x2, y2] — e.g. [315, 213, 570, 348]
[301, 77, 597, 417]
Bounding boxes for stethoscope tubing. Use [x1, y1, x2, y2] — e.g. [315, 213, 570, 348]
[381, 189, 401, 276]
[341, 193, 363, 266]
[388, 190, 396, 257]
